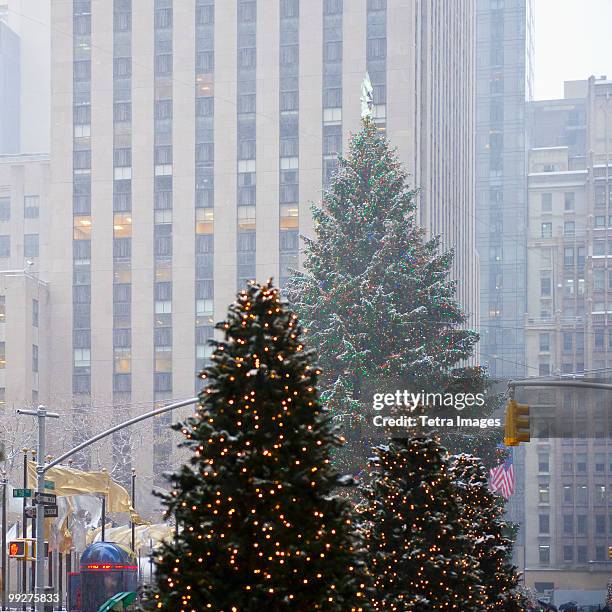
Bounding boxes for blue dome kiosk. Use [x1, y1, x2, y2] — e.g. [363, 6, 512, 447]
[68, 542, 137, 612]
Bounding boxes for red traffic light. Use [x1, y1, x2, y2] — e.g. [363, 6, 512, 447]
[9, 540, 26, 558]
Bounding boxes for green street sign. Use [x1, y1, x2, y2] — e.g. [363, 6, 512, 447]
[43, 481, 55, 490]
[12, 488, 32, 498]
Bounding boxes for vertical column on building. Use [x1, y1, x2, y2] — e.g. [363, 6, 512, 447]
[72, 0, 93, 466]
[152, 0, 173, 484]
[236, 0, 257, 291]
[322, 0, 342, 191]
[111, 0, 134, 484]
[366, 0, 387, 130]
[194, 0, 215, 386]
[278, 0, 299, 288]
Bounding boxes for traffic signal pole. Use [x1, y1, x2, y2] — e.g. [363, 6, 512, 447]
[16, 396, 198, 612]
[505, 378, 612, 447]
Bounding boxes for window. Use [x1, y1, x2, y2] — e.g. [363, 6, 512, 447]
[0, 296, 5, 323]
[564, 221, 575, 236]
[564, 192, 575, 211]
[539, 333, 550, 352]
[563, 545, 573, 562]
[538, 545, 550, 565]
[237, 206, 256, 231]
[594, 240, 606, 256]
[74, 348, 91, 368]
[541, 222, 552, 238]
[280, 205, 299, 230]
[576, 484, 587, 504]
[540, 276, 551, 296]
[577, 545, 587, 563]
[576, 453, 587, 474]
[595, 215, 606, 228]
[155, 54, 172, 75]
[577, 514, 587, 535]
[74, 216, 92, 240]
[0, 235, 10, 257]
[595, 485, 607, 503]
[24, 234, 39, 258]
[564, 247, 574, 266]
[563, 484, 572, 503]
[196, 208, 214, 234]
[0, 197, 9, 221]
[539, 514, 550, 534]
[539, 483, 550, 503]
[538, 454, 549, 473]
[0, 342, 5, 368]
[596, 514, 606, 535]
[594, 269, 605, 291]
[541, 193, 552, 212]
[24, 195, 40, 219]
[563, 514, 573, 534]
[155, 300, 172, 315]
[113, 213, 132, 238]
[32, 345, 38, 373]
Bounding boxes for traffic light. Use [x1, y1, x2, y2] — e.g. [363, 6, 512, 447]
[608, 545, 612, 559]
[504, 399, 530, 446]
[8, 540, 26, 559]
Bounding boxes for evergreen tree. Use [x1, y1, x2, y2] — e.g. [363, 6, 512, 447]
[287, 119, 497, 466]
[449, 454, 527, 611]
[146, 280, 369, 611]
[359, 437, 485, 611]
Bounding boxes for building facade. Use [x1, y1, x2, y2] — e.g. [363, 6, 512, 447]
[0, 154, 50, 414]
[46, 0, 479, 488]
[0, 16, 20, 154]
[475, 0, 533, 379]
[523, 77, 612, 606]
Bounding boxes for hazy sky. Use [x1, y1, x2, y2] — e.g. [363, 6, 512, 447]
[535, 0, 612, 100]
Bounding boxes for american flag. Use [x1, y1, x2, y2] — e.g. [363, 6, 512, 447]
[489, 451, 515, 499]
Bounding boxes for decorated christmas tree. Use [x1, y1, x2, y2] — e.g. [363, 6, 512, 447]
[286, 118, 497, 467]
[359, 437, 485, 610]
[146, 280, 369, 611]
[449, 454, 527, 610]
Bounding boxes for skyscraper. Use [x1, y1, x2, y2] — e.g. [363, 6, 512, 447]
[523, 76, 612, 605]
[45, 0, 478, 487]
[475, 0, 534, 379]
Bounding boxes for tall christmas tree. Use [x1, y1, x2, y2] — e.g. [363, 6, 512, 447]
[146, 280, 369, 611]
[449, 454, 527, 610]
[286, 118, 496, 466]
[359, 437, 485, 610]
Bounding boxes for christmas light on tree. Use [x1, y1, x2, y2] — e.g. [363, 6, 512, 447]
[286, 118, 497, 470]
[449, 454, 528, 610]
[359, 437, 486, 610]
[145, 280, 369, 611]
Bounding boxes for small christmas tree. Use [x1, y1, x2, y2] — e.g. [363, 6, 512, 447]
[449, 454, 528, 611]
[146, 280, 369, 611]
[359, 437, 485, 610]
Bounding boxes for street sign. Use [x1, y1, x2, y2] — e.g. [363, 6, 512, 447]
[33, 492, 56, 505]
[25, 505, 59, 519]
[43, 480, 55, 490]
[12, 488, 32, 498]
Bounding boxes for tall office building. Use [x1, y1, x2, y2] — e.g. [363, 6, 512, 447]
[0, 13, 20, 153]
[475, 0, 533, 379]
[474, 0, 534, 575]
[523, 77, 612, 606]
[47, 1, 478, 490]
[0, 0, 51, 153]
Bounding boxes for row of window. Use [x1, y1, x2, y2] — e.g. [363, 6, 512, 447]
[0, 234, 39, 258]
[537, 543, 609, 565]
[0, 195, 40, 220]
[538, 482, 612, 505]
[0, 342, 37, 371]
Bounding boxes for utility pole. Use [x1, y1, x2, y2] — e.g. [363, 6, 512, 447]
[16, 406, 59, 612]
[131, 468, 136, 552]
[1, 469, 7, 611]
